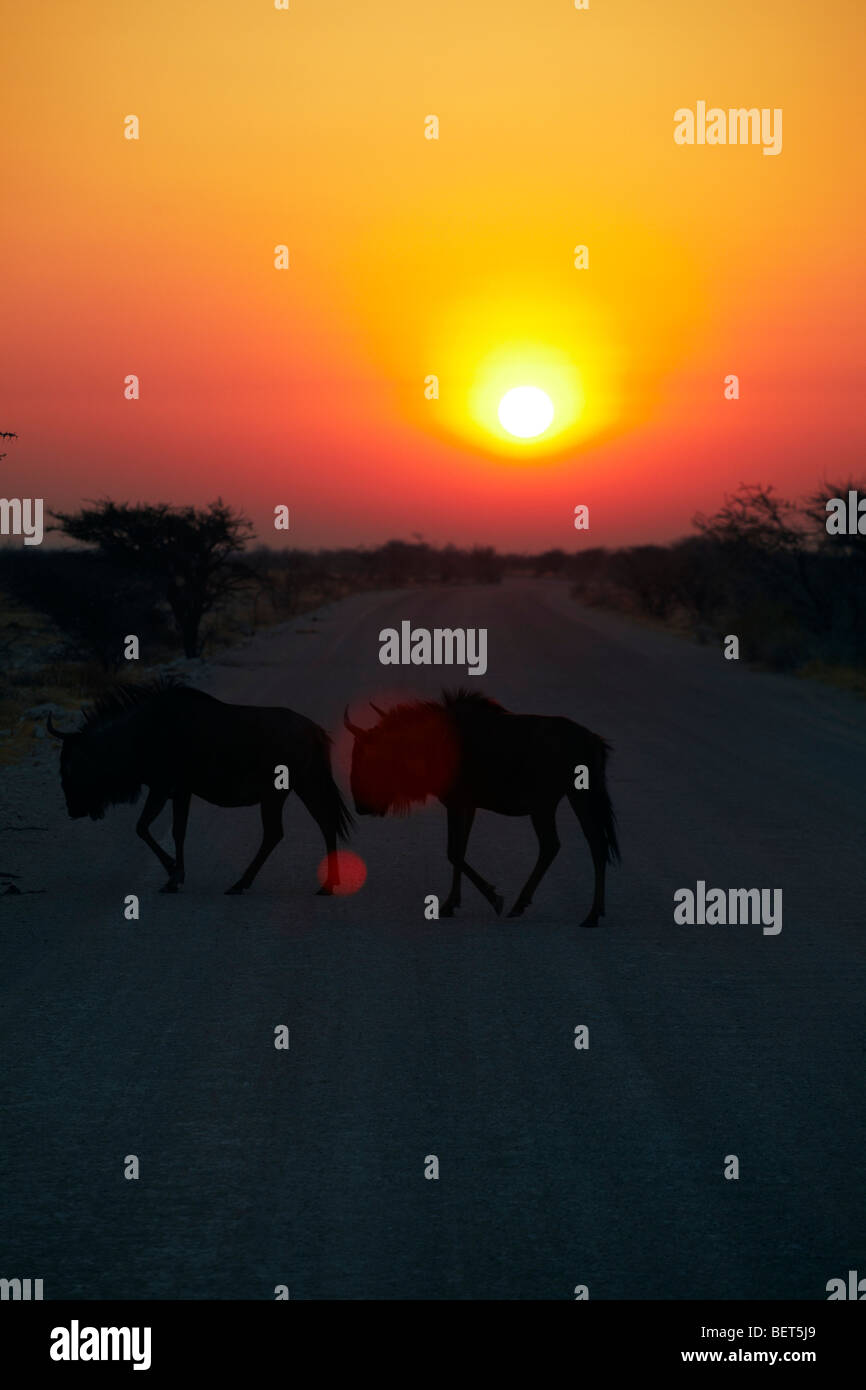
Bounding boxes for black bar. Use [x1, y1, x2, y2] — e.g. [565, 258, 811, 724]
[2, 1300, 861, 1377]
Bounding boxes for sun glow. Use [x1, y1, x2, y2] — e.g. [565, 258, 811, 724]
[497, 386, 554, 439]
[469, 338, 586, 453]
[423, 291, 619, 461]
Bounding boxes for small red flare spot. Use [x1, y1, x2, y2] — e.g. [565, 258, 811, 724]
[317, 850, 367, 896]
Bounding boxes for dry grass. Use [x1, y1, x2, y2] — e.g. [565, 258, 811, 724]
[0, 588, 153, 764]
[573, 588, 866, 696]
[797, 661, 866, 697]
[0, 661, 125, 765]
[199, 577, 362, 652]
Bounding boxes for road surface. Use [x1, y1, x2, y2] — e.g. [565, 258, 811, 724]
[1, 580, 864, 1299]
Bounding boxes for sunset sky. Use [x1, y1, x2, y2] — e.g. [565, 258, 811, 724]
[3, 0, 864, 550]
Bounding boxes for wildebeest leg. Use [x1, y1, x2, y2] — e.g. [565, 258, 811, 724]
[294, 782, 341, 895]
[460, 859, 504, 915]
[440, 807, 469, 916]
[159, 788, 191, 894]
[440, 808, 502, 916]
[568, 791, 608, 928]
[453, 811, 504, 915]
[135, 787, 175, 877]
[225, 792, 286, 895]
[507, 809, 560, 918]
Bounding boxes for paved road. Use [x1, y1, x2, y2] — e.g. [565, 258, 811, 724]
[2, 580, 864, 1299]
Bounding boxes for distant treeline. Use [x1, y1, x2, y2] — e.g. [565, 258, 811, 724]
[0, 504, 512, 671]
[568, 482, 866, 675]
[259, 538, 507, 595]
[0, 484, 863, 682]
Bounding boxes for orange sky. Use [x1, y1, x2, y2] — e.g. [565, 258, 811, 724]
[2, 0, 864, 550]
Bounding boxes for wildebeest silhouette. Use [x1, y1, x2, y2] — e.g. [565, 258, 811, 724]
[49, 678, 352, 895]
[344, 689, 619, 925]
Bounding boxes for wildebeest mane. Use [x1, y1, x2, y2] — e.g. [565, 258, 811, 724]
[81, 674, 185, 733]
[441, 687, 507, 716]
[372, 688, 505, 728]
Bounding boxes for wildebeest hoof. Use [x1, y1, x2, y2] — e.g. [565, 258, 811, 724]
[439, 902, 457, 917]
[491, 892, 504, 916]
[315, 883, 335, 896]
[579, 915, 602, 928]
[159, 881, 179, 894]
[225, 883, 246, 895]
[506, 901, 526, 918]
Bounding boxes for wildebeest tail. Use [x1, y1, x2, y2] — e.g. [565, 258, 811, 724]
[313, 728, 354, 841]
[568, 731, 621, 865]
[596, 737, 621, 865]
[332, 781, 354, 841]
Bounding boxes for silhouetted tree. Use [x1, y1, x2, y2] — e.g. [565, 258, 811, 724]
[565, 481, 866, 672]
[52, 499, 256, 657]
[803, 477, 866, 561]
[693, 483, 807, 553]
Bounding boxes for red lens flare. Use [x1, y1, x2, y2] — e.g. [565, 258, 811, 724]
[317, 850, 367, 896]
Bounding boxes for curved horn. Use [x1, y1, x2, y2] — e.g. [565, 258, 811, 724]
[343, 705, 364, 737]
[369, 702, 386, 718]
[46, 712, 69, 740]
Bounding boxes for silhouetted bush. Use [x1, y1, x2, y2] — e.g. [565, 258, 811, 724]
[569, 482, 866, 672]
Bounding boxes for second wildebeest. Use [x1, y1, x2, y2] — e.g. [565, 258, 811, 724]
[49, 678, 352, 894]
[344, 689, 620, 925]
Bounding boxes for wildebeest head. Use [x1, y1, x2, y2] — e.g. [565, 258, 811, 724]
[344, 701, 459, 815]
[47, 712, 138, 820]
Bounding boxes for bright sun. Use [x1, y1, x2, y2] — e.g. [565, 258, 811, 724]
[497, 385, 555, 439]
